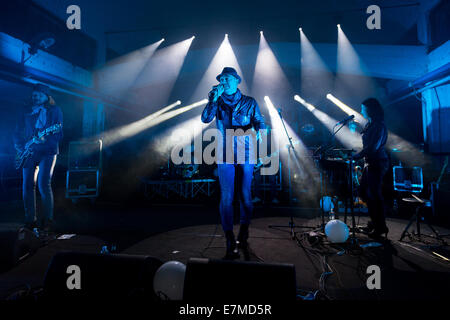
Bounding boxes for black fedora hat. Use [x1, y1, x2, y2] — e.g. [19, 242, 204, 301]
[216, 67, 241, 83]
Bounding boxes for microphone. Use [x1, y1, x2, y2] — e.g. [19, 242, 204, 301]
[336, 114, 355, 126]
[210, 84, 223, 99]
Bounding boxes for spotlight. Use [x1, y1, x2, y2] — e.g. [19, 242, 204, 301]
[161, 38, 165, 42]
[337, 24, 341, 28]
[294, 95, 305, 104]
[225, 34, 228, 38]
[191, 36, 195, 40]
[28, 32, 56, 55]
[260, 31, 263, 35]
[299, 27, 302, 31]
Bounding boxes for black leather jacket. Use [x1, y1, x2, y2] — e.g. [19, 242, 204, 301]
[353, 120, 388, 164]
[201, 92, 265, 162]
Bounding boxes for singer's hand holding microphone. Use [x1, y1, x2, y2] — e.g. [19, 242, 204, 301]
[208, 84, 224, 102]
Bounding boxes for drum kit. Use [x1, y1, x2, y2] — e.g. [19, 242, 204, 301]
[158, 144, 208, 180]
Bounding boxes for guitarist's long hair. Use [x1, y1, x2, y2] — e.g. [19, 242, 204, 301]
[46, 95, 56, 106]
[361, 97, 384, 121]
[27, 95, 56, 110]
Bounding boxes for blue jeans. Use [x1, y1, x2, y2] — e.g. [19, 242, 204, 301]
[22, 153, 57, 225]
[217, 163, 254, 232]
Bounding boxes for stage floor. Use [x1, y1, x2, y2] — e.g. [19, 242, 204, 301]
[1, 207, 449, 300]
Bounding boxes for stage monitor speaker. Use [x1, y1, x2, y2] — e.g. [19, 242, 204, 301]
[68, 140, 102, 170]
[0, 224, 40, 271]
[183, 258, 297, 302]
[66, 169, 100, 198]
[393, 166, 423, 193]
[43, 252, 163, 300]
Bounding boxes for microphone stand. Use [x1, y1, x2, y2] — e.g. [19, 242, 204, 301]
[314, 120, 358, 243]
[332, 122, 358, 243]
[313, 120, 353, 231]
[268, 108, 314, 239]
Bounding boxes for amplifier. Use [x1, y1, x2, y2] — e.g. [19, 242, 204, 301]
[393, 166, 423, 193]
[66, 169, 100, 199]
[68, 140, 102, 170]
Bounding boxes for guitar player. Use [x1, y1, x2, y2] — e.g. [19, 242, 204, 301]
[13, 83, 63, 234]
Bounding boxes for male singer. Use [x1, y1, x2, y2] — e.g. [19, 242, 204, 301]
[201, 67, 265, 259]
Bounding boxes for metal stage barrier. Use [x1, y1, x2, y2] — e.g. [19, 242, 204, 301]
[141, 178, 217, 199]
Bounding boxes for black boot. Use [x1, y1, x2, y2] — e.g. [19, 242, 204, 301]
[42, 219, 53, 232]
[24, 221, 37, 231]
[223, 231, 240, 260]
[237, 224, 251, 261]
[368, 225, 389, 240]
[40, 219, 54, 239]
[237, 224, 249, 249]
[362, 221, 375, 233]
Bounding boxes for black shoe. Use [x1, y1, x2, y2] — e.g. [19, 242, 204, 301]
[360, 222, 375, 234]
[223, 249, 240, 260]
[223, 231, 240, 260]
[24, 221, 37, 230]
[368, 226, 389, 240]
[237, 224, 249, 249]
[42, 219, 54, 232]
[240, 245, 251, 261]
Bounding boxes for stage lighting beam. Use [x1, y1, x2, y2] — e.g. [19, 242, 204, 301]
[326, 93, 366, 125]
[252, 32, 291, 102]
[191, 32, 247, 101]
[264, 96, 320, 197]
[96, 38, 164, 97]
[294, 95, 361, 149]
[100, 100, 187, 146]
[143, 99, 208, 128]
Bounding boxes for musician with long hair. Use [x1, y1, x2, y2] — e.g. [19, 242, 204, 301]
[353, 98, 389, 239]
[14, 83, 63, 234]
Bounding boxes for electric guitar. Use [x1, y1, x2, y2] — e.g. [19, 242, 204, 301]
[15, 123, 62, 170]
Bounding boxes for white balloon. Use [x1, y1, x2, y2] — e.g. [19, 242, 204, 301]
[153, 261, 186, 300]
[325, 220, 349, 243]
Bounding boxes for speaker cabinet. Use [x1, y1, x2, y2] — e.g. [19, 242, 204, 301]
[0, 224, 40, 271]
[68, 140, 102, 170]
[43, 252, 163, 300]
[66, 169, 100, 198]
[183, 258, 297, 302]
